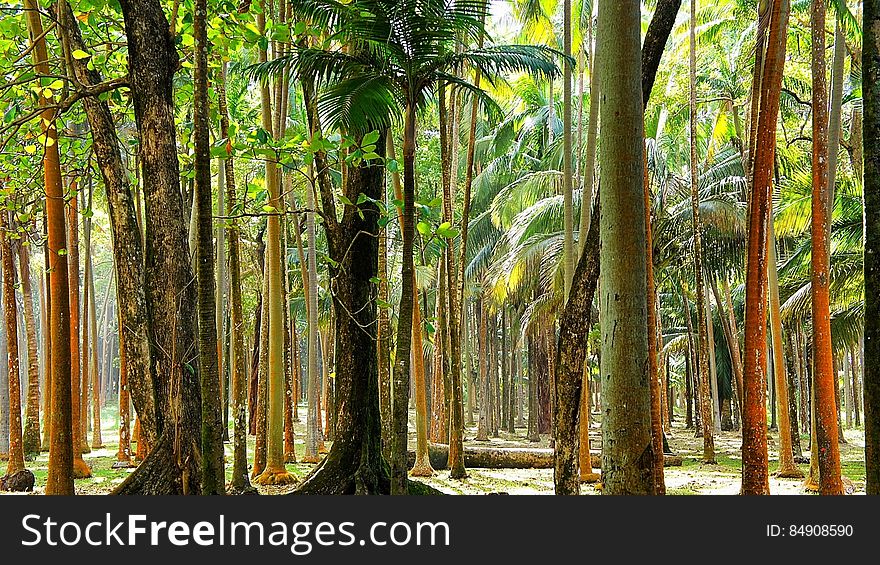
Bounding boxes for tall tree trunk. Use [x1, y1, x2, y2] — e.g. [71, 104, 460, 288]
[114, 0, 202, 495]
[1, 211, 25, 475]
[19, 224, 41, 457]
[689, 0, 716, 462]
[562, 0, 574, 298]
[57, 2, 157, 449]
[644, 152, 666, 494]
[378, 134, 394, 460]
[579, 13, 598, 257]
[594, 0, 654, 495]
[215, 61, 253, 492]
[768, 222, 802, 477]
[809, 0, 844, 496]
[553, 0, 681, 495]
[67, 186, 91, 478]
[192, 0, 224, 494]
[740, 0, 789, 496]
[84, 185, 103, 450]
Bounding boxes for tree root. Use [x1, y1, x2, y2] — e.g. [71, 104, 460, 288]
[255, 468, 298, 486]
[803, 476, 820, 492]
[409, 462, 434, 478]
[580, 472, 601, 484]
[74, 458, 92, 479]
[284, 452, 297, 464]
[774, 467, 805, 479]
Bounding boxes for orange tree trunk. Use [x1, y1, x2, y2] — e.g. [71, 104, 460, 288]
[809, 0, 843, 496]
[741, 0, 790, 496]
[24, 0, 73, 494]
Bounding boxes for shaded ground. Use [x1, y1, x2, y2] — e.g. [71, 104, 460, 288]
[1, 405, 867, 495]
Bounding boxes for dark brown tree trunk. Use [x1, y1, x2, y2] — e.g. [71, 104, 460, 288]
[193, 0, 224, 494]
[114, 0, 202, 495]
[58, 2, 157, 449]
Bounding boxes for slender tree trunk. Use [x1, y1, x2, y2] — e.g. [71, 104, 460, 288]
[741, 0, 789, 496]
[689, 0, 716, 462]
[192, 0, 224, 494]
[810, 0, 844, 496]
[84, 187, 103, 450]
[768, 222, 802, 477]
[215, 65, 254, 492]
[378, 134, 394, 460]
[67, 186, 91, 478]
[18, 223, 41, 457]
[1, 211, 25, 475]
[562, 0, 574, 298]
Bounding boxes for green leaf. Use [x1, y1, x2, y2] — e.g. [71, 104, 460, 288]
[416, 221, 432, 237]
[362, 130, 380, 146]
[386, 159, 399, 173]
[338, 194, 354, 207]
[72, 49, 91, 60]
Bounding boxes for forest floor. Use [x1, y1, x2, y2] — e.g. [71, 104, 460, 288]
[0, 405, 867, 495]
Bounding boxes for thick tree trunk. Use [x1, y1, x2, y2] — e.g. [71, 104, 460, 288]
[114, 0, 202, 495]
[553, 0, 681, 495]
[595, 0, 653, 495]
[58, 2, 157, 448]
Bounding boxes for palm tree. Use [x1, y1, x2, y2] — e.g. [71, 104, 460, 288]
[741, 0, 789, 496]
[257, 0, 560, 494]
[596, 0, 653, 495]
[809, 0, 843, 496]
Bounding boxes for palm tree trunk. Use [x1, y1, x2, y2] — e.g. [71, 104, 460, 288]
[810, 0, 844, 496]
[66, 186, 91, 478]
[768, 221, 803, 477]
[741, 0, 789, 496]
[562, 0, 574, 299]
[690, 0, 716, 462]
[192, 0, 224, 493]
[217, 60, 254, 493]
[19, 223, 41, 457]
[1, 210, 25, 476]
[595, 0, 654, 495]
[378, 135, 393, 460]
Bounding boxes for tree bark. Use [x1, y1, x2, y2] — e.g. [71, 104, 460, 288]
[809, 0, 844, 496]
[553, 0, 681, 495]
[1, 211, 25, 475]
[114, 0, 202, 495]
[741, 0, 789, 496]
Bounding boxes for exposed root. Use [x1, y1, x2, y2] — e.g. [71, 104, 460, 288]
[774, 467, 805, 479]
[284, 452, 297, 464]
[580, 472, 601, 484]
[409, 463, 434, 478]
[111, 458, 135, 469]
[803, 476, 820, 492]
[74, 458, 92, 479]
[301, 454, 322, 464]
[255, 468, 298, 486]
